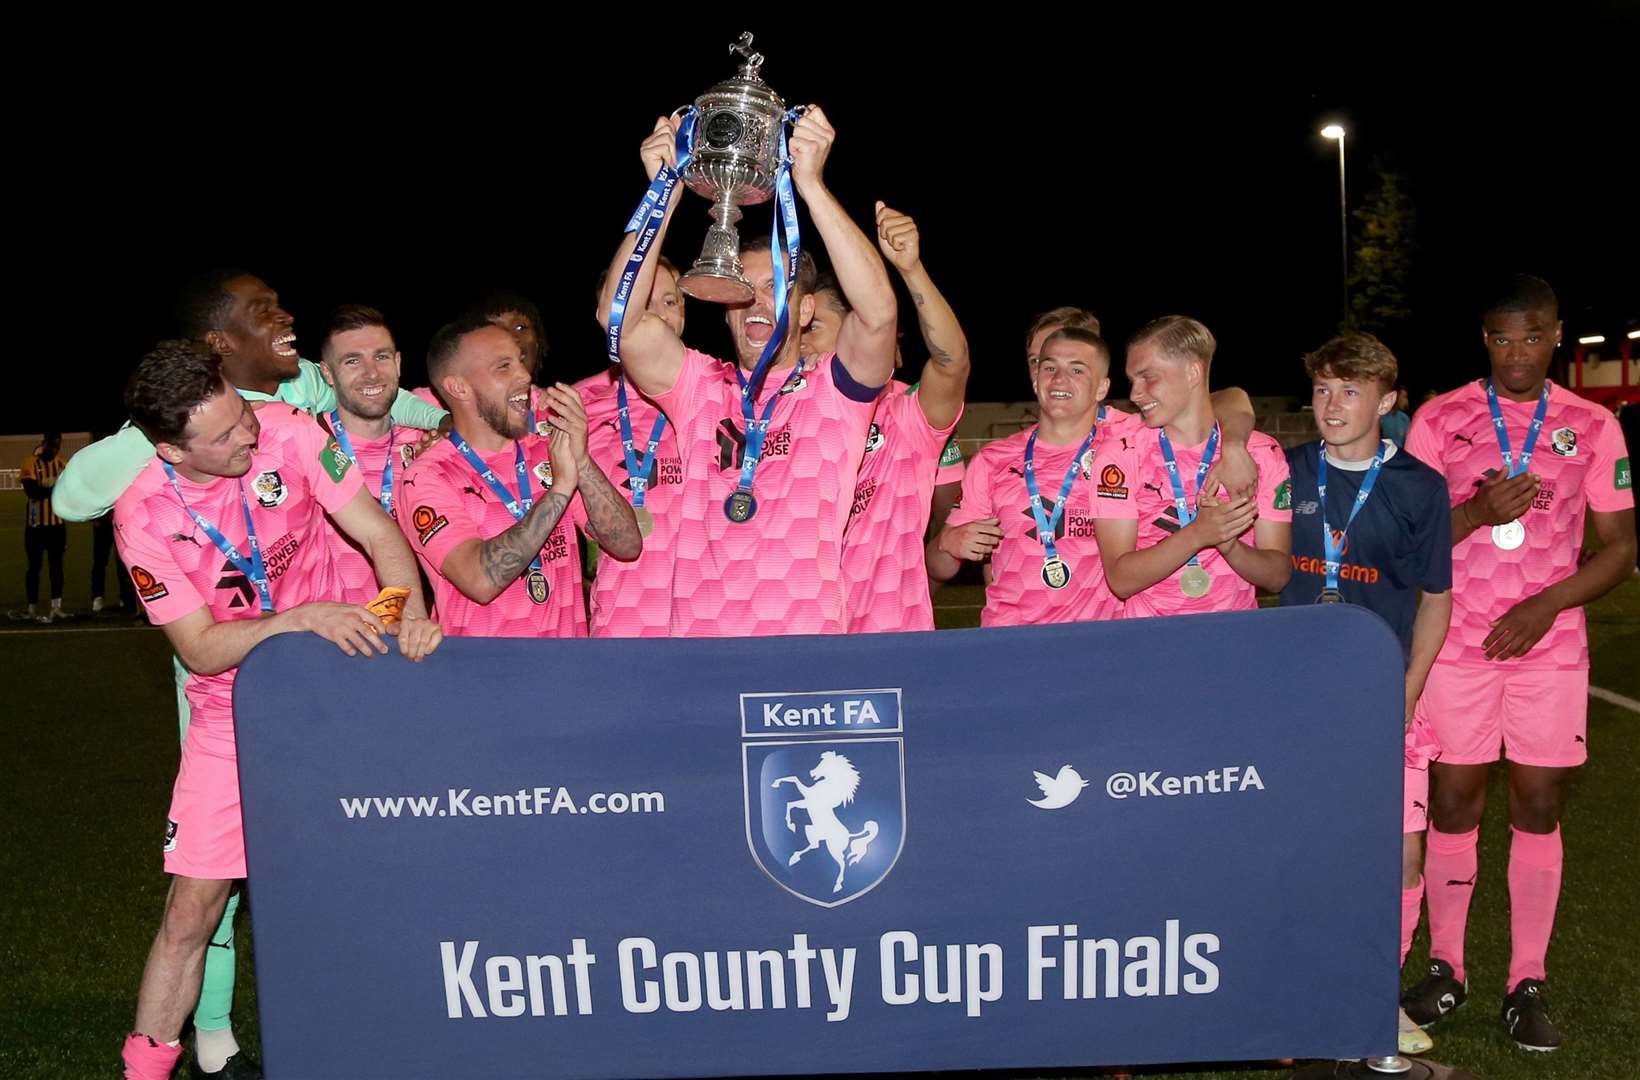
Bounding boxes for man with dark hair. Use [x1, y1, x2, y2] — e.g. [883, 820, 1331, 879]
[17, 431, 67, 622]
[575, 257, 688, 637]
[1402, 275, 1635, 1051]
[597, 107, 897, 637]
[837, 203, 970, 632]
[315, 305, 431, 604]
[54, 271, 448, 523]
[468, 288, 547, 378]
[114, 341, 440, 1080]
[54, 272, 450, 1076]
[1093, 316, 1293, 615]
[1278, 332, 1453, 1055]
[400, 320, 641, 637]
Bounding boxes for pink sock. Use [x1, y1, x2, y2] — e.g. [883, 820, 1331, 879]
[1507, 825, 1563, 989]
[1423, 826, 1478, 983]
[122, 1033, 182, 1080]
[1400, 875, 1424, 966]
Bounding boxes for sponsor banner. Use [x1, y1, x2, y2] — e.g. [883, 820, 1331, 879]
[235, 607, 1403, 1078]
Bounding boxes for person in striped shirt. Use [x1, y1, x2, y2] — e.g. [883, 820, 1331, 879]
[19, 432, 67, 622]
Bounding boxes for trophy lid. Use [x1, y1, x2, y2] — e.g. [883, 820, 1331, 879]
[696, 32, 785, 110]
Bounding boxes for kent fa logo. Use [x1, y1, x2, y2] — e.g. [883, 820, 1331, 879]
[742, 689, 905, 907]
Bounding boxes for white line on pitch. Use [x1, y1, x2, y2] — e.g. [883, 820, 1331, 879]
[1590, 686, 1640, 715]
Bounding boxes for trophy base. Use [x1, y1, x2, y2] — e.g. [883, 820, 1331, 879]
[680, 269, 754, 305]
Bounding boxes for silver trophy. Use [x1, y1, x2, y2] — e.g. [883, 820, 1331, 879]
[676, 32, 794, 305]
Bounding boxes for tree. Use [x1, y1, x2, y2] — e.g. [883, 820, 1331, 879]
[1345, 162, 1417, 335]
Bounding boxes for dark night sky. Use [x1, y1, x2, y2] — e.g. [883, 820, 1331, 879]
[14, 13, 1637, 436]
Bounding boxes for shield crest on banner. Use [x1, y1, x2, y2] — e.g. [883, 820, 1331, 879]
[742, 691, 905, 908]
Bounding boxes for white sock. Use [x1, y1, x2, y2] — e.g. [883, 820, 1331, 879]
[193, 1027, 240, 1073]
[92, 596, 104, 612]
[26, 603, 36, 616]
[50, 598, 62, 611]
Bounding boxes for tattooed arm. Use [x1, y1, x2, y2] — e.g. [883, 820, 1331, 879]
[574, 458, 642, 561]
[439, 487, 576, 605]
[543, 382, 641, 561]
[875, 203, 969, 431]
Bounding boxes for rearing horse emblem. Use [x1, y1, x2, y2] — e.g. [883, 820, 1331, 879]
[742, 693, 906, 909]
[772, 752, 880, 895]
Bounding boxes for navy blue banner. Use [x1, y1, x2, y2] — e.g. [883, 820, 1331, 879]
[235, 607, 1404, 1079]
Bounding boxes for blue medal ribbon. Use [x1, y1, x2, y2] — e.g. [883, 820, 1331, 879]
[606, 111, 699, 367]
[616, 376, 667, 509]
[1157, 425, 1221, 570]
[729, 360, 808, 515]
[1316, 439, 1386, 594]
[724, 112, 806, 519]
[1023, 426, 1096, 567]
[162, 462, 272, 614]
[329, 411, 395, 513]
[448, 432, 542, 580]
[1486, 380, 1550, 478]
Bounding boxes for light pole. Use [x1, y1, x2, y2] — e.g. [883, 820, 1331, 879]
[1321, 123, 1348, 325]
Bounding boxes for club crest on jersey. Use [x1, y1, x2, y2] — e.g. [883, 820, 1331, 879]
[534, 418, 555, 437]
[533, 461, 554, 489]
[1080, 448, 1097, 480]
[864, 423, 885, 453]
[742, 689, 905, 908]
[251, 470, 287, 508]
[779, 374, 808, 395]
[163, 819, 179, 853]
[1550, 426, 1578, 457]
[398, 443, 416, 470]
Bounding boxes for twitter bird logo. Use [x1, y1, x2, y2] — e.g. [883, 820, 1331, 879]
[1029, 765, 1090, 809]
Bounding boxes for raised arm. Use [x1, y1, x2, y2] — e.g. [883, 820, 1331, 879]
[875, 203, 968, 431]
[595, 117, 689, 399]
[792, 108, 895, 388]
